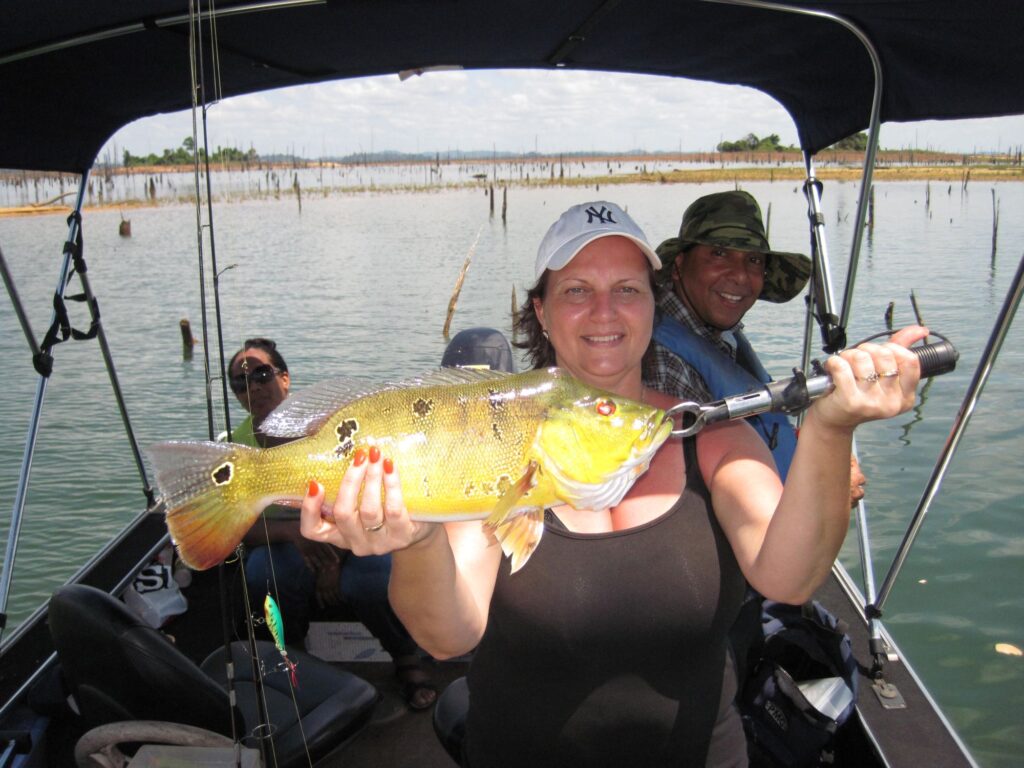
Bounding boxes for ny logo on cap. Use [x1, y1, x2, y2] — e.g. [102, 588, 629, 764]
[585, 205, 616, 225]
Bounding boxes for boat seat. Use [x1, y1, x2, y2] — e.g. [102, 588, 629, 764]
[48, 583, 378, 768]
[432, 675, 469, 763]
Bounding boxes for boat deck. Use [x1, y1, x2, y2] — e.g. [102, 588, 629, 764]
[3, 534, 975, 768]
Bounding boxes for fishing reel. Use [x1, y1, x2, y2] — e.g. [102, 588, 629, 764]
[664, 334, 959, 438]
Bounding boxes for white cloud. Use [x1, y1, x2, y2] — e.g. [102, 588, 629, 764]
[103, 70, 1024, 160]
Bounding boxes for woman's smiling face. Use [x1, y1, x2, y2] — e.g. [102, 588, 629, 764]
[534, 235, 655, 395]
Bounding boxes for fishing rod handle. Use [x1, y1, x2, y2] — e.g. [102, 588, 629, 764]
[761, 339, 959, 416]
[667, 340, 959, 437]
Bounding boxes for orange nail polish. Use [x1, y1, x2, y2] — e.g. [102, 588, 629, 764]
[308, 480, 319, 497]
[368, 445, 381, 463]
[383, 457, 394, 475]
[353, 448, 367, 467]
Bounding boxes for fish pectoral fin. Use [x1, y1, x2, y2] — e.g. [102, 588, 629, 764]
[484, 462, 544, 573]
[483, 461, 538, 530]
[490, 508, 545, 575]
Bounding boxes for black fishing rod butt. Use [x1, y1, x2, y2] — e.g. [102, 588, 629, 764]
[913, 340, 958, 378]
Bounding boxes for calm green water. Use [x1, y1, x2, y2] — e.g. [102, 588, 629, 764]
[1, 179, 1021, 765]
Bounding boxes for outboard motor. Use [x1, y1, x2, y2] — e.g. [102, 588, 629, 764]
[441, 327, 517, 373]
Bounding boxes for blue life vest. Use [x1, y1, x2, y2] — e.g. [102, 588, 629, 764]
[652, 313, 797, 479]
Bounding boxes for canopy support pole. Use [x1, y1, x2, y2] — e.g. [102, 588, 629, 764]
[0, 172, 159, 642]
[74, 222, 156, 510]
[713, 0, 898, 674]
[873, 249, 1024, 612]
[0, 246, 42, 360]
[0, 179, 86, 641]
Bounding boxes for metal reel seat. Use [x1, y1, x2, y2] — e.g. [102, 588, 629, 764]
[48, 583, 378, 767]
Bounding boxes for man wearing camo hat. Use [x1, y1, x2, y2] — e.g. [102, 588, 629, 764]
[642, 190, 812, 480]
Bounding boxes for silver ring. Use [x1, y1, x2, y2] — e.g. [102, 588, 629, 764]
[878, 369, 899, 378]
[862, 372, 879, 383]
[363, 521, 385, 532]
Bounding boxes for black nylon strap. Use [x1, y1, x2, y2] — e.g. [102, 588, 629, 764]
[33, 213, 96, 376]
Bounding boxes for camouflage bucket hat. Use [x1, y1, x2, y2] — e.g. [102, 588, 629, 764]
[655, 190, 812, 303]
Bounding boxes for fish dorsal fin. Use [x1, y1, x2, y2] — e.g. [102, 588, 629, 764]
[260, 368, 515, 438]
[260, 377, 397, 437]
[398, 367, 514, 387]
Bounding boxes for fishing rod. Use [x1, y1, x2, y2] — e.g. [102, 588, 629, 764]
[664, 338, 959, 437]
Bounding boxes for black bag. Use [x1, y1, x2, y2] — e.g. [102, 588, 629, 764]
[737, 599, 859, 767]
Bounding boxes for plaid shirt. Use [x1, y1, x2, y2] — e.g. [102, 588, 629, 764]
[643, 290, 742, 403]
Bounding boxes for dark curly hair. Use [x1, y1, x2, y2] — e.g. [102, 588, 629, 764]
[513, 264, 663, 370]
[228, 337, 289, 374]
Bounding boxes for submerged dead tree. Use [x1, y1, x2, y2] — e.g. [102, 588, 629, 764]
[442, 227, 483, 339]
[991, 188, 999, 259]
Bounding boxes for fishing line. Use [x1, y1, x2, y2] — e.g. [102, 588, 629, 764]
[228, 338, 316, 765]
[230, 344, 294, 659]
[185, 6, 315, 765]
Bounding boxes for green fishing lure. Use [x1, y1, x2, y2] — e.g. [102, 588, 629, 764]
[264, 594, 298, 687]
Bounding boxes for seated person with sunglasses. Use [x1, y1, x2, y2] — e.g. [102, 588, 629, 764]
[227, 337, 438, 711]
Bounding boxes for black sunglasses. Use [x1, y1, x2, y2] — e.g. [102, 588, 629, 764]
[229, 364, 281, 394]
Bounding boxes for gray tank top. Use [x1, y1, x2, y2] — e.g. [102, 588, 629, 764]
[465, 436, 749, 767]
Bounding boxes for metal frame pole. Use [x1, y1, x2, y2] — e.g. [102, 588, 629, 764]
[0, 177, 87, 639]
[874, 249, 1024, 611]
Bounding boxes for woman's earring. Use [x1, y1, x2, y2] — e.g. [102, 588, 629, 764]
[541, 329, 549, 340]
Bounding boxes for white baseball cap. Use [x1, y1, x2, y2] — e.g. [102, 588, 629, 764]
[535, 201, 661, 279]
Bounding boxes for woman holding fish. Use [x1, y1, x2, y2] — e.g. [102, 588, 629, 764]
[295, 200, 924, 767]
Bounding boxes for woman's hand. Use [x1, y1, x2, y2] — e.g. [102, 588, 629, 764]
[299, 446, 441, 556]
[811, 325, 928, 431]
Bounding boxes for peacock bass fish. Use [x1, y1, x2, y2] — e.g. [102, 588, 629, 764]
[148, 367, 672, 574]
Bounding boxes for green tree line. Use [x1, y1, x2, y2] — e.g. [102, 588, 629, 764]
[716, 131, 869, 152]
[122, 137, 259, 167]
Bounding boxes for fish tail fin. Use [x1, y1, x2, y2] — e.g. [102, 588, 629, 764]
[147, 440, 263, 571]
[484, 461, 544, 573]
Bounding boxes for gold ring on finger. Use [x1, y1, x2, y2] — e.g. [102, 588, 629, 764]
[878, 369, 899, 378]
[363, 520, 385, 532]
[862, 372, 879, 383]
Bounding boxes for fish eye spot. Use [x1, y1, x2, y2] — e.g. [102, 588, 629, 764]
[413, 398, 434, 417]
[596, 399, 616, 416]
[212, 462, 234, 486]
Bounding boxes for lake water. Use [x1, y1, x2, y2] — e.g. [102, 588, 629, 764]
[1, 178, 1022, 766]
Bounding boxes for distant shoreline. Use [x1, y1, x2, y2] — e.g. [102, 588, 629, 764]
[3, 154, 1021, 218]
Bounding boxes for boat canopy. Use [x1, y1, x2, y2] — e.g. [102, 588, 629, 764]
[2, 0, 1023, 174]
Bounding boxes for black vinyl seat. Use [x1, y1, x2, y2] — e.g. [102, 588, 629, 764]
[433, 676, 469, 764]
[48, 583, 378, 767]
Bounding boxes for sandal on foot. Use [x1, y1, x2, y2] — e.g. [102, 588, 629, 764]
[394, 655, 438, 711]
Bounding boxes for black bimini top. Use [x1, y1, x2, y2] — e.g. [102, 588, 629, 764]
[2, 0, 1023, 174]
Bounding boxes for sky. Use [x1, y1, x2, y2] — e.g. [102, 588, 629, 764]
[100, 69, 1024, 161]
